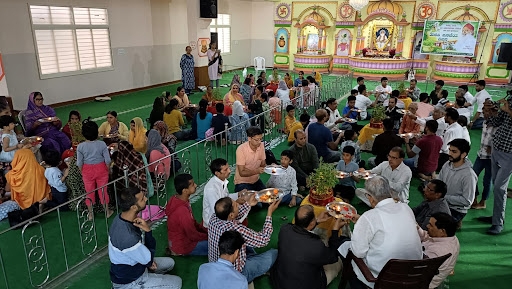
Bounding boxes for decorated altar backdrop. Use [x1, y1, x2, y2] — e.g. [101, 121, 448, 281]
[272, 0, 507, 83]
[420, 20, 481, 57]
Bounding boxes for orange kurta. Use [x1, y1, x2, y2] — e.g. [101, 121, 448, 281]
[6, 149, 50, 209]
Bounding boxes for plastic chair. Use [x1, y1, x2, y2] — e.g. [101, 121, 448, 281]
[339, 251, 451, 289]
[253, 57, 266, 74]
[18, 109, 27, 134]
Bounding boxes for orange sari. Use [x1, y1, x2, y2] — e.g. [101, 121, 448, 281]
[6, 149, 50, 209]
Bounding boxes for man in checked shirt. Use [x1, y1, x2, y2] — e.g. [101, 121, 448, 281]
[208, 194, 280, 283]
[478, 97, 512, 235]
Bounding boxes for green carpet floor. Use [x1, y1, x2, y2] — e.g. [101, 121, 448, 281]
[1, 70, 511, 289]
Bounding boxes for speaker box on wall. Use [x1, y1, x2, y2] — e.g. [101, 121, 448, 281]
[200, 0, 217, 18]
[498, 42, 512, 63]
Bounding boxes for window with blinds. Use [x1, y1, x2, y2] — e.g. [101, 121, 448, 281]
[210, 14, 231, 53]
[29, 5, 113, 78]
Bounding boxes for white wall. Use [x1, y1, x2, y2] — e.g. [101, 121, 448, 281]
[0, 0, 275, 109]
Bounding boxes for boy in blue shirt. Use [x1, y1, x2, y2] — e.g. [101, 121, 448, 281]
[42, 150, 69, 211]
[342, 95, 363, 132]
[334, 146, 360, 202]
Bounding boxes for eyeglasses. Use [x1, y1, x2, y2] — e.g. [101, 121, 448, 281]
[251, 137, 263, 142]
[425, 186, 436, 192]
[387, 154, 400, 160]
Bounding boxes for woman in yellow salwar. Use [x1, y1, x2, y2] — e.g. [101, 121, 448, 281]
[129, 117, 147, 153]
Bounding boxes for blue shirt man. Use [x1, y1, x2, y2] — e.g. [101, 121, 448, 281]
[198, 230, 248, 289]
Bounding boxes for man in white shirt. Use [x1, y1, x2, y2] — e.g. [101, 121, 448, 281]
[457, 85, 474, 113]
[355, 85, 376, 120]
[412, 106, 447, 137]
[353, 76, 365, 90]
[355, 147, 412, 205]
[338, 176, 422, 289]
[324, 98, 344, 129]
[455, 97, 471, 120]
[438, 108, 464, 171]
[469, 80, 492, 129]
[374, 77, 392, 103]
[203, 158, 239, 228]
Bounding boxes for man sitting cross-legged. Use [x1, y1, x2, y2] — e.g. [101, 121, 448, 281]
[289, 129, 319, 190]
[202, 158, 240, 228]
[338, 176, 422, 289]
[270, 206, 349, 289]
[198, 231, 248, 289]
[356, 147, 412, 205]
[412, 179, 451, 230]
[417, 212, 460, 289]
[109, 187, 182, 289]
[165, 174, 208, 256]
[208, 196, 280, 283]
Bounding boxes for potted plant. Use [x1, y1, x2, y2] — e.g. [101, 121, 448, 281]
[397, 81, 408, 99]
[307, 159, 338, 206]
[370, 103, 386, 129]
[212, 88, 224, 102]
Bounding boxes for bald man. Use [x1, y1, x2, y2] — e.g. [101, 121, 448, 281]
[307, 109, 343, 162]
[271, 205, 348, 289]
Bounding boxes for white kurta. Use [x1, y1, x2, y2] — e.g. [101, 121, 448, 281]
[207, 49, 220, 81]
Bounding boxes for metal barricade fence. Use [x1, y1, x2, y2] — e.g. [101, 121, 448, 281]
[0, 72, 352, 289]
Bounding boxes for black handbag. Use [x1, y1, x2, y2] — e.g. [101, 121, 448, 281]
[7, 202, 40, 228]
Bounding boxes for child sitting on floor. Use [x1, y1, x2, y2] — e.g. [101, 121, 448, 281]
[266, 150, 303, 207]
[211, 103, 230, 145]
[340, 130, 365, 168]
[0, 115, 29, 163]
[42, 150, 69, 211]
[334, 146, 360, 203]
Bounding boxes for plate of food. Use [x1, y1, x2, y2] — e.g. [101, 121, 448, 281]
[21, 136, 44, 146]
[256, 188, 284, 203]
[336, 171, 351, 179]
[353, 170, 377, 179]
[399, 133, 420, 138]
[239, 190, 257, 200]
[342, 118, 357, 123]
[187, 104, 199, 108]
[396, 109, 407, 114]
[326, 201, 357, 219]
[264, 165, 285, 175]
[37, 117, 58, 122]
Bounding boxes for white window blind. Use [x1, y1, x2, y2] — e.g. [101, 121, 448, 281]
[29, 5, 112, 78]
[210, 14, 231, 53]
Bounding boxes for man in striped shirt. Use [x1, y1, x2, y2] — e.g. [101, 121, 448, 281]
[208, 195, 280, 283]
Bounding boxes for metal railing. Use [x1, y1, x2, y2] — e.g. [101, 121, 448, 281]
[0, 72, 352, 289]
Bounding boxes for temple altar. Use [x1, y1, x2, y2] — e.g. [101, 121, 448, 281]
[273, 0, 504, 84]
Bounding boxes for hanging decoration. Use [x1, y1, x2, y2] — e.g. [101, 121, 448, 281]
[349, 0, 369, 12]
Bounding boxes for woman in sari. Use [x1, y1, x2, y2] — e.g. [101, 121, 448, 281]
[62, 110, 86, 145]
[207, 42, 221, 88]
[268, 89, 282, 125]
[284, 73, 294, 89]
[228, 101, 250, 144]
[258, 71, 268, 86]
[240, 77, 253, 105]
[24, 92, 71, 155]
[129, 117, 147, 153]
[111, 141, 153, 197]
[98, 111, 129, 141]
[223, 84, 245, 107]
[6, 149, 50, 210]
[180, 46, 195, 94]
